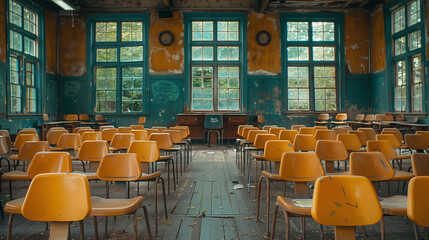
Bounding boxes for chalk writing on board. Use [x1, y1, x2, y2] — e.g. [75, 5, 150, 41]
[152, 81, 179, 102]
[65, 81, 80, 97]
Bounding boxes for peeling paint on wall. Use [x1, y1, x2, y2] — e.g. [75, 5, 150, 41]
[0, 0, 6, 63]
[46, 9, 57, 75]
[149, 11, 184, 75]
[247, 11, 281, 75]
[344, 12, 369, 74]
[370, 5, 386, 73]
[59, 14, 87, 76]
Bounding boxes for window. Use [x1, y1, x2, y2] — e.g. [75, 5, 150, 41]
[185, 13, 246, 112]
[282, 15, 342, 112]
[390, 0, 424, 112]
[88, 14, 149, 113]
[7, 0, 39, 114]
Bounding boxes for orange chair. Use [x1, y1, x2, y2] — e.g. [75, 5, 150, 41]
[314, 129, 336, 140]
[73, 126, 91, 133]
[9, 141, 49, 171]
[278, 130, 298, 142]
[138, 116, 146, 125]
[128, 141, 168, 234]
[131, 129, 149, 140]
[405, 134, 429, 153]
[170, 126, 192, 165]
[0, 135, 11, 171]
[81, 131, 102, 142]
[164, 129, 187, 173]
[315, 140, 348, 173]
[65, 114, 78, 121]
[311, 175, 383, 240]
[332, 127, 349, 136]
[348, 130, 368, 147]
[118, 126, 133, 133]
[74, 140, 110, 180]
[110, 133, 135, 152]
[291, 125, 305, 131]
[330, 113, 348, 127]
[46, 129, 68, 149]
[298, 127, 316, 135]
[130, 124, 145, 130]
[416, 131, 429, 141]
[407, 176, 429, 239]
[12, 133, 39, 152]
[293, 134, 316, 152]
[269, 127, 287, 139]
[79, 114, 95, 127]
[91, 153, 152, 239]
[95, 114, 111, 126]
[411, 153, 429, 176]
[101, 128, 118, 142]
[260, 152, 324, 235]
[314, 113, 329, 126]
[19, 173, 91, 239]
[337, 133, 363, 152]
[99, 125, 114, 132]
[145, 128, 161, 136]
[375, 134, 411, 170]
[382, 128, 405, 147]
[262, 125, 278, 131]
[77, 128, 95, 136]
[358, 127, 376, 141]
[152, 126, 167, 132]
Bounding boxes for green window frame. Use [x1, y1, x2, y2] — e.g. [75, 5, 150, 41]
[280, 13, 344, 113]
[387, 0, 425, 113]
[184, 13, 247, 112]
[87, 14, 149, 114]
[7, 0, 41, 114]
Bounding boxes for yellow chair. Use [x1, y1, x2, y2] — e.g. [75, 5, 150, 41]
[95, 114, 111, 126]
[405, 134, 429, 153]
[0, 130, 12, 148]
[16, 128, 37, 139]
[146, 128, 161, 136]
[164, 129, 186, 173]
[261, 152, 324, 236]
[101, 128, 118, 142]
[411, 153, 429, 176]
[0, 135, 11, 171]
[293, 134, 316, 152]
[130, 124, 145, 130]
[73, 126, 91, 133]
[269, 127, 287, 139]
[81, 131, 102, 142]
[358, 127, 376, 141]
[128, 140, 168, 235]
[315, 140, 348, 173]
[170, 126, 192, 165]
[311, 175, 383, 240]
[382, 128, 404, 147]
[314, 113, 329, 126]
[262, 125, 277, 131]
[138, 116, 146, 125]
[337, 133, 363, 152]
[20, 173, 91, 239]
[9, 141, 49, 171]
[118, 126, 133, 133]
[348, 130, 368, 147]
[152, 126, 167, 132]
[12, 133, 39, 152]
[131, 129, 149, 140]
[359, 114, 375, 127]
[65, 114, 78, 121]
[407, 176, 429, 239]
[55, 133, 82, 152]
[77, 128, 95, 136]
[46, 129, 68, 148]
[74, 140, 110, 180]
[298, 127, 316, 135]
[332, 127, 349, 136]
[291, 125, 305, 131]
[91, 153, 152, 240]
[278, 130, 298, 142]
[99, 125, 114, 132]
[314, 129, 337, 141]
[377, 133, 401, 149]
[314, 126, 328, 130]
[330, 113, 348, 127]
[110, 133, 135, 152]
[416, 131, 429, 141]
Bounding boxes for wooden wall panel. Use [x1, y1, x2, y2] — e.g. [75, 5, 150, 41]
[247, 11, 281, 75]
[45, 9, 57, 75]
[344, 12, 369, 74]
[59, 14, 86, 76]
[149, 11, 184, 74]
[0, 0, 6, 63]
[370, 6, 386, 73]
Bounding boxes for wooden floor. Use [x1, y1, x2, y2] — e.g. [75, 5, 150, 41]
[0, 144, 421, 239]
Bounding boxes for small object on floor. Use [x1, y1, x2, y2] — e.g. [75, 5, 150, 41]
[234, 184, 243, 190]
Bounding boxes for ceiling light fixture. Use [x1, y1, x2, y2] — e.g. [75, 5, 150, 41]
[52, 0, 75, 11]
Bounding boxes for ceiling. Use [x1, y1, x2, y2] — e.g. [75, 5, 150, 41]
[43, 0, 385, 13]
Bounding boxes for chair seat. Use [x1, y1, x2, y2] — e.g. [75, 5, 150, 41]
[392, 170, 414, 181]
[139, 171, 161, 181]
[4, 198, 24, 214]
[159, 155, 173, 161]
[90, 196, 144, 216]
[109, 147, 128, 152]
[380, 195, 407, 216]
[394, 154, 411, 160]
[49, 146, 64, 151]
[261, 171, 282, 180]
[314, 121, 328, 124]
[75, 171, 98, 180]
[331, 121, 346, 124]
[165, 147, 180, 152]
[277, 196, 312, 216]
[251, 153, 266, 160]
[9, 155, 18, 160]
[2, 170, 31, 181]
[245, 146, 258, 151]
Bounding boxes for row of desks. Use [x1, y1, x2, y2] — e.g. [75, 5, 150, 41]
[347, 120, 429, 133]
[41, 121, 81, 140]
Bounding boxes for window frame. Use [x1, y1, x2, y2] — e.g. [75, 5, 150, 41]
[6, 0, 44, 115]
[386, 0, 425, 113]
[184, 12, 248, 113]
[87, 13, 150, 114]
[280, 13, 345, 113]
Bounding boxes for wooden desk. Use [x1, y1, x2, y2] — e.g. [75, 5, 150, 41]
[42, 121, 81, 140]
[177, 114, 248, 140]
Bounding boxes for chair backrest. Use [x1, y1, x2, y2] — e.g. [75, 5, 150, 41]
[46, 129, 68, 146]
[77, 128, 95, 136]
[247, 130, 268, 143]
[204, 115, 223, 129]
[17, 129, 38, 139]
[0, 136, 10, 155]
[364, 114, 375, 122]
[279, 130, 298, 142]
[79, 114, 90, 121]
[131, 130, 149, 140]
[242, 127, 259, 139]
[253, 134, 277, 149]
[99, 125, 114, 132]
[405, 134, 429, 151]
[27, 152, 73, 178]
[163, 129, 183, 143]
[17, 141, 50, 161]
[128, 140, 160, 163]
[416, 131, 429, 141]
[349, 152, 395, 181]
[237, 125, 253, 136]
[337, 134, 362, 151]
[95, 114, 106, 122]
[348, 130, 367, 146]
[57, 133, 82, 149]
[65, 114, 78, 121]
[385, 114, 394, 121]
[299, 127, 316, 135]
[354, 114, 365, 121]
[170, 127, 187, 139]
[314, 126, 328, 130]
[332, 127, 349, 136]
[366, 140, 397, 161]
[138, 116, 146, 125]
[382, 129, 403, 144]
[47, 127, 66, 133]
[78, 140, 109, 162]
[130, 124, 145, 130]
[311, 175, 383, 228]
[408, 176, 429, 227]
[315, 129, 337, 140]
[264, 140, 295, 162]
[14, 133, 40, 149]
[262, 125, 277, 131]
[268, 127, 286, 139]
[335, 113, 348, 121]
[174, 126, 190, 138]
[21, 173, 91, 222]
[278, 152, 324, 181]
[315, 140, 348, 161]
[0, 130, 11, 148]
[375, 114, 387, 121]
[291, 125, 305, 131]
[318, 113, 330, 121]
[376, 133, 401, 149]
[82, 131, 102, 142]
[110, 133, 135, 150]
[97, 153, 142, 181]
[42, 114, 49, 121]
[293, 134, 316, 151]
[257, 115, 265, 124]
[357, 128, 376, 141]
[101, 128, 118, 142]
[149, 133, 174, 149]
[412, 153, 429, 176]
[73, 126, 91, 133]
[118, 126, 132, 133]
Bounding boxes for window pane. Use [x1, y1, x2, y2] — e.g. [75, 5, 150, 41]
[287, 66, 309, 111]
[287, 47, 308, 61]
[9, 0, 22, 27]
[191, 66, 213, 111]
[409, 30, 421, 51]
[120, 46, 143, 62]
[312, 22, 335, 41]
[393, 7, 405, 33]
[411, 55, 422, 112]
[25, 62, 34, 86]
[24, 37, 36, 56]
[10, 30, 22, 52]
[314, 66, 336, 111]
[217, 21, 239, 41]
[394, 60, 406, 112]
[408, 0, 421, 26]
[313, 46, 335, 61]
[287, 22, 308, 41]
[96, 67, 117, 112]
[10, 57, 19, 84]
[122, 67, 143, 112]
[121, 22, 143, 41]
[96, 48, 117, 62]
[24, 8, 37, 35]
[95, 22, 117, 42]
[218, 46, 239, 61]
[394, 37, 406, 56]
[192, 21, 213, 41]
[192, 46, 213, 61]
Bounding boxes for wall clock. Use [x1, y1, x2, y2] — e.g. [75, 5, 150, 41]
[256, 31, 271, 46]
[159, 31, 174, 46]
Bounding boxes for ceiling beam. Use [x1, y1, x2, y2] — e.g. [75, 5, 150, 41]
[258, 0, 270, 13]
[359, 0, 370, 7]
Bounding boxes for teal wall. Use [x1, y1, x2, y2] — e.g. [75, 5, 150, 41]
[369, 71, 388, 114]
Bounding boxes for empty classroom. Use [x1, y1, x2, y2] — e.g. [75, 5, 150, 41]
[0, 0, 429, 239]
